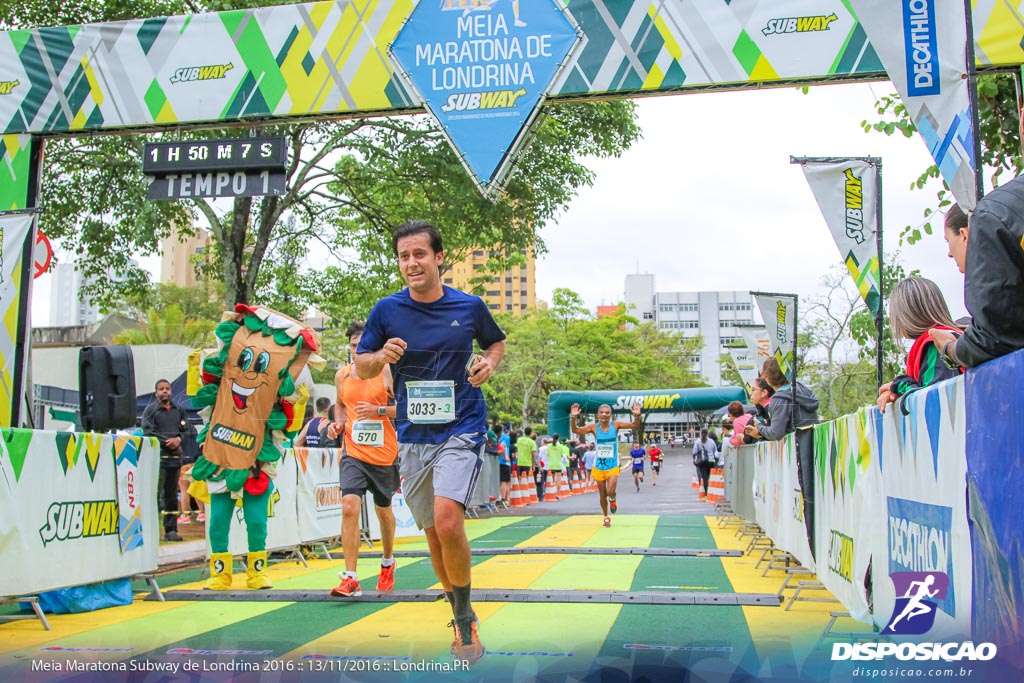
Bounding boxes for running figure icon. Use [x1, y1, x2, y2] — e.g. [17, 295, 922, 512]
[887, 574, 939, 630]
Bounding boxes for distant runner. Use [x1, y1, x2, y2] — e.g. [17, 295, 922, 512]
[629, 442, 645, 492]
[648, 444, 662, 486]
[569, 402, 642, 527]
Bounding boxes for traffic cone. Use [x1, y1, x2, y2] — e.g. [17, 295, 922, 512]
[691, 473, 699, 489]
[525, 472, 538, 505]
[544, 473, 558, 502]
[560, 474, 571, 498]
[510, 476, 524, 508]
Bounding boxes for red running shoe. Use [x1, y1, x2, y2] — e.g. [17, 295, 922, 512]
[377, 563, 395, 591]
[330, 575, 362, 597]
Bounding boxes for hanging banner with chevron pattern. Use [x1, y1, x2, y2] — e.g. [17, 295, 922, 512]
[753, 293, 796, 383]
[798, 158, 882, 315]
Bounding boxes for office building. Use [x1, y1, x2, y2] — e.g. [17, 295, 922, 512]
[443, 248, 536, 313]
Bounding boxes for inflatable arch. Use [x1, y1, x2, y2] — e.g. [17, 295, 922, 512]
[547, 387, 746, 441]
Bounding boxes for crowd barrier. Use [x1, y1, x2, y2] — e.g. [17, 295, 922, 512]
[0, 431, 160, 597]
[723, 348, 1024, 655]
[0, 441, 446, 598]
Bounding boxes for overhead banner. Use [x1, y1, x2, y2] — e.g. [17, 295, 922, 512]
[0, 429, 159, 597]
[848, 0, 977, 210]
[0, 212, 32, 428]
[389, 0, 580, 195]
[797, 158, 882, 315]
[752, 294, 796, 382]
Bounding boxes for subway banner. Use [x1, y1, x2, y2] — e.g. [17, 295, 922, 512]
[812, 408, 882, 622]
[752, 436, 815, 571]
[848, 0, 977, 210]
[797, 158, 882, 315]
[0, 429, 160, 597]
[0, 211, 32, 428]
[871, 376, 971, 639]
[753, 294, 796, 382]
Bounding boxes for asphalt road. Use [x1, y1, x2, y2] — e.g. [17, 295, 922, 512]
[493, 444, 713, 518]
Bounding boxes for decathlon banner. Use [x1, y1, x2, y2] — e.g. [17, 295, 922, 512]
[812, 408, 882, 622]
[752, 294, 796, 382]
[294, 447, 343, 543]
[0, 212, 32, 428]
[870, 375, 971, 639]
[797, 158, 882, 315]
[0, 429, 159, 597]
[848, 0, 977, 210]
[752, 436, 815, 571]
[219, 450, 301, 557]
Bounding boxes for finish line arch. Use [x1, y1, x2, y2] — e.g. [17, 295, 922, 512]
[1, 0, 1022, 425]
[547, 387, 746, 442]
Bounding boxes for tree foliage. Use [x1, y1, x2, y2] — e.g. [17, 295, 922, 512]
[112, 304, 214, 347]
[483, 291, 704, 427]
[863, 73, 1022, 244]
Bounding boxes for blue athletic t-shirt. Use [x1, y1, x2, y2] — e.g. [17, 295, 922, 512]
[594, 423, 618, 471]
[358, 286, 506, 444]
[630, 448, 645, 469]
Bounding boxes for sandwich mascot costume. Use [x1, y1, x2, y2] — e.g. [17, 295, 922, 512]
[191, 304, 323, 590]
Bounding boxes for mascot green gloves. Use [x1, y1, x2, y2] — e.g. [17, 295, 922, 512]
[191, 305, 322, 590]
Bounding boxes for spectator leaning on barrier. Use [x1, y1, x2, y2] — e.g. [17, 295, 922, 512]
[930, 175, 1024, 368]
[141, 378, 189, 542]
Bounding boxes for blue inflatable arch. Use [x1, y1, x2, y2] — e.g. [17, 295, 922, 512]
[547, 387, 747, 440]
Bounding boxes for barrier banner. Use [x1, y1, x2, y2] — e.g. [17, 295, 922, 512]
[293, 447, 343, 543]
[798, 158, 881, 315]
[812, 408, 882, 622]
[965, 349, 1024, 666]
[0, 212, 32, 427]
[727, 445, 757, 522]
[848, 0, 977, 210]
[870, 376, 970, 638]
[752, 294, 796, 382]
[220, 450, 301, 557]
[0, 429, 159, 597]
[752, 436, 815, 571]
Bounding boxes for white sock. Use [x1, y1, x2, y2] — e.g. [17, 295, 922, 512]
[346, 571, 358, 580]
[380, 557, 395, 568]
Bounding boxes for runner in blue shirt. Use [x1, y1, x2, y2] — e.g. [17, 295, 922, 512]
[629, 442, 646, 492]
[356, 220, 505, 665]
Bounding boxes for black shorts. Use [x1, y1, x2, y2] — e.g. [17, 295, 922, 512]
[652, 463, 661, 472]
[340, 455, 399, 508]
[499, 464, 511, 483]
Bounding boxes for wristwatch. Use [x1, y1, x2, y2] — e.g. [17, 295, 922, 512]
[377, 406, 387, 417]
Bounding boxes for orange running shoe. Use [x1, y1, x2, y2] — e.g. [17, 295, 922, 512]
[603, 517, 611, 527]
[330, 575, 362, 597]
[610, 499, 618, 514]
[377, 563, 396, 591]
[449, 616, 484, 665]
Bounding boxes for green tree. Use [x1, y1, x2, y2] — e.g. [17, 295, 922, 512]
[863, 73, 1022, 244]
[484, 292, 703, 427]
[9, 3, 641, 318]
[121, 282, 226, 322]
[112, 304, 214, 347]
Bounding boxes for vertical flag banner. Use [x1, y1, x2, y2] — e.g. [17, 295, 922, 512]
[848, 0, 977, 210]
[728, 345, 759, 393]
[0, 213, 32, 427]
[798, 158, 881, 315]
[737, 325, 772, 373]
[753, 294, 796, 382]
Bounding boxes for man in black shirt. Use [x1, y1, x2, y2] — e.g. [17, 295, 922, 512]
[141, 378, 189, 541]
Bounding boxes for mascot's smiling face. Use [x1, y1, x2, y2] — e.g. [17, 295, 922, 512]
[223, 328, 292, 415]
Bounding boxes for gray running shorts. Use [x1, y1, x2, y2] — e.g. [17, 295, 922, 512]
[398, 433, 484, 530]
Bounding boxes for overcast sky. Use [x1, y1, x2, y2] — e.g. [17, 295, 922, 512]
[534, 82, 969, 322]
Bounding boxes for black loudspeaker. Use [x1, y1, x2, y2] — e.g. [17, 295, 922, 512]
[79, 345, 136, 432]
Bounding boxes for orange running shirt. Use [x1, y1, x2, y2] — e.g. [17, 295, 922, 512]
[340, 364, 398, 466]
